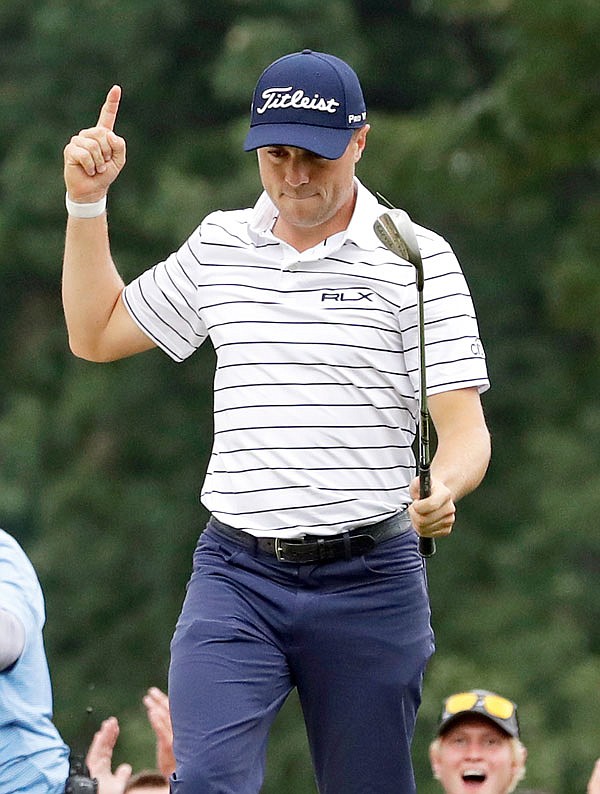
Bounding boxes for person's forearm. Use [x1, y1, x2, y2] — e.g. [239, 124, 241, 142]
[0, 609, 25, 671]
[588, 758, 600, 794]
[62, 214, 125, 362]
[426, 388, 491, 503]
[431, 423, 491, 502]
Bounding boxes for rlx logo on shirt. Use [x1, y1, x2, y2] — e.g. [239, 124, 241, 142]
[321, 290, 374, 302]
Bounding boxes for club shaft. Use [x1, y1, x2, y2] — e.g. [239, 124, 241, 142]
[373, 208, 436, 557]
[416, 287, 435, 558]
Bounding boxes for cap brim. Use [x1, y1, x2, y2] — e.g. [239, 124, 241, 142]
[243, 123, 354, 160]
[438, 711, 519, 739]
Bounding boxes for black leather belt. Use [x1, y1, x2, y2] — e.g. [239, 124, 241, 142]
[209, 512, 413, 564]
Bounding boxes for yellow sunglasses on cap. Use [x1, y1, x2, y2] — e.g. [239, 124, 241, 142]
[444, 691, 515, 720]
[439, 689, 520, 738]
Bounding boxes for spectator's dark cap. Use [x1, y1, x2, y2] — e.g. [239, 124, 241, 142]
[437, 689, 520, 739]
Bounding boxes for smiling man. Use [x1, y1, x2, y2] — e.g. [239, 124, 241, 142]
[429, 690, 527, 794]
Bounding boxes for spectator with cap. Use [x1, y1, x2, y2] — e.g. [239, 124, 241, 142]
[429, 689, 600, 794]
[429, 688, 526, 794]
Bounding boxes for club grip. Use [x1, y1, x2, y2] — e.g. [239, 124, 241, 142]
[419, 535, 436, 557]
[418, 465, 436, 557]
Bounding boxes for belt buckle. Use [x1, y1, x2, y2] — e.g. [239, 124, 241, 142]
[274, 536, 307, 563]
[274, 537, 292, 563]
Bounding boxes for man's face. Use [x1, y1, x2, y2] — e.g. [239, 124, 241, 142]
[256, 126, 369, 241]
[430, 716, 523, 794]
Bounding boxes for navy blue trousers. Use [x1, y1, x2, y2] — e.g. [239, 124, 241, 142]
[168, 519, 434, 794]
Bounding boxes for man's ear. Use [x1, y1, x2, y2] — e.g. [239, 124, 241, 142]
[514, 743, 527, 774]
[508, 742, 528, 793]
[429, 742, 442, 780]
[353, 124, 370, 162]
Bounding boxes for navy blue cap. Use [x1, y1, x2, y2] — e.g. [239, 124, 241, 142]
[244, 49, 367, 160]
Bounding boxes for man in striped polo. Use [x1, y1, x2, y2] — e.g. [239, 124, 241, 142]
[62, 49, 491, 794]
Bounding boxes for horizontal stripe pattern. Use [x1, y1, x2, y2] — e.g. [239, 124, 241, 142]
[123, 181, 489, 535]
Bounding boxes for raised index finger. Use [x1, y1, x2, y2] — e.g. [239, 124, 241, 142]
[96, 84, 122, 131]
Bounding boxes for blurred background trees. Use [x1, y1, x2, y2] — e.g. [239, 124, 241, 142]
[0, 0, 598, 791]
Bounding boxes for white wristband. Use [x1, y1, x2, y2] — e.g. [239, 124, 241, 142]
[65, 192, 107, 218]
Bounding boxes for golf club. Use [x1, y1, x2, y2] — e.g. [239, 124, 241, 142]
[373, 208, 436, 558]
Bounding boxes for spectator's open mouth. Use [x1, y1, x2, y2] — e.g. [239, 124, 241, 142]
[462, 768, 487, 786]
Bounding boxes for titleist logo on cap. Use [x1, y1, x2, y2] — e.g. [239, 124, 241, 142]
[256, 86, 341, 115]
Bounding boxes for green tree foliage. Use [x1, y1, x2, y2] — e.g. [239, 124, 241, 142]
[358, 2, 600, 792]
[0, 1, 598, 792]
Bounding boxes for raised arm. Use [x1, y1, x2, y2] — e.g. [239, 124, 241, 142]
[409, 386, 491, 539]
[62, 85, 155, 362]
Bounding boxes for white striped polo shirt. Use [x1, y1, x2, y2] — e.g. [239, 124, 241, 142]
[123, 180, 489, 537]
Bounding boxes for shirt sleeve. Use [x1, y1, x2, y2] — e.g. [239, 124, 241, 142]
[0, 534, 44, 650]
[400, 226, 489, 397]
[123, 227, 208, 362]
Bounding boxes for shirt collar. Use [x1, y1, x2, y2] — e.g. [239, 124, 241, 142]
[248, 191, 279, 240]
[248, 178, 384, 252]
[344, 179, 385, 250]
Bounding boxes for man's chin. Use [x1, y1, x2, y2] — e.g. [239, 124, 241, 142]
[278, 208, 328, 230]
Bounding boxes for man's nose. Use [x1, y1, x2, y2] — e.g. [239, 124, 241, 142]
[464, 742, 484, 760]
[284, 159, 310, 186]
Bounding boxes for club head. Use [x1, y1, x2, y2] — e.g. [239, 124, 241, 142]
[373, 213, 410, 260]
[373, 209, 424, 289]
